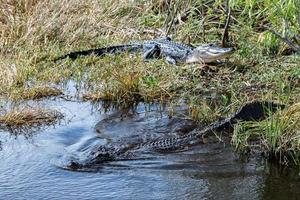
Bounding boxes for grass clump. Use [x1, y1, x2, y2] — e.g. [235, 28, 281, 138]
[77, 55, 179, 105]
[0, 108, 64, 127]
[8, 86, 62, 101]
[232, 102, 300, 166]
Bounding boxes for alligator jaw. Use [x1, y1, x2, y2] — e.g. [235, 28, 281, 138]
[186, 44, 234, 63]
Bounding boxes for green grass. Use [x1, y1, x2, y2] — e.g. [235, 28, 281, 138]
[232, 102, 300, 166]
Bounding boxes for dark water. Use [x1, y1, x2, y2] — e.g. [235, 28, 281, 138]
[0, 97, 300, 200]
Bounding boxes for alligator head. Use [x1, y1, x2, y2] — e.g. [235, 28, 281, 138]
[186, 44, 234, 63]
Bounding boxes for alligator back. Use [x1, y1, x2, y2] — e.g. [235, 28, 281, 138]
[54, 44, 142, 61]
[139, 101, 284, 151]
[65, 101, 284, 170]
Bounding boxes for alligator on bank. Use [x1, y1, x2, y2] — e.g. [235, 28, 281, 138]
[66, 101, 284, 170]
[55, 37, 234, 64]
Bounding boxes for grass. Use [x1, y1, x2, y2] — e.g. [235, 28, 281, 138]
[232, 102, 300, 166]
[8, 86, 62, 100]
[0, 108, 64, 127]
[0, 0, 299, 165]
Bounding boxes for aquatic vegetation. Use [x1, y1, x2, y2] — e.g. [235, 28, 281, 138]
[232, 102, 300, 166]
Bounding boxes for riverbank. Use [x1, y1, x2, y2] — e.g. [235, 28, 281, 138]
[1, 0, 299, 166]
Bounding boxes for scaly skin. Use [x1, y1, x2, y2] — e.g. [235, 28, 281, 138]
[66, 101, 284, 170]
[55, 37, 234, 64]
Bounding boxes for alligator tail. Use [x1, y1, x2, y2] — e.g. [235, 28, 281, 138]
[53, 44, 142, 62]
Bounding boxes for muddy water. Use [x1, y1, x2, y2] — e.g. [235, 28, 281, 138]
[0, 97, 300, 199]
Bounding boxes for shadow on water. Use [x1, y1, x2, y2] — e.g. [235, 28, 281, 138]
[0, 86, 299, 199]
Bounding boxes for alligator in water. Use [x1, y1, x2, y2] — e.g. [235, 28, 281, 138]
[55, 37, 234, 64]
[66, 101, 284, 170]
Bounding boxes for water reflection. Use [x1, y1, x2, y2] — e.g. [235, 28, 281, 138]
[262, 163, 300, 200]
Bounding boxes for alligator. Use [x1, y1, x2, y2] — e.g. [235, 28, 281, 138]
[66, 101, 284, 170]
[55, 37, 234, 64]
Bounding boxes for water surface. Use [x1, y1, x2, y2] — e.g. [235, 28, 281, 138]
[0, 97, 299, 200]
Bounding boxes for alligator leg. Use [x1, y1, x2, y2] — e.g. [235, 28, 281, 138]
[165, 56, 177, 65]
[142, 44, 161, 60]
[139, 37, 171, 61]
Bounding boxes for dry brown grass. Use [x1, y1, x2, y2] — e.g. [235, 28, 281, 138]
[0, 0, 166, 100]
[0, 58, 17, 89]
[0, 0, 156, 51]
[9, 86, 62, 100]
[0, 108, 63, 127]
